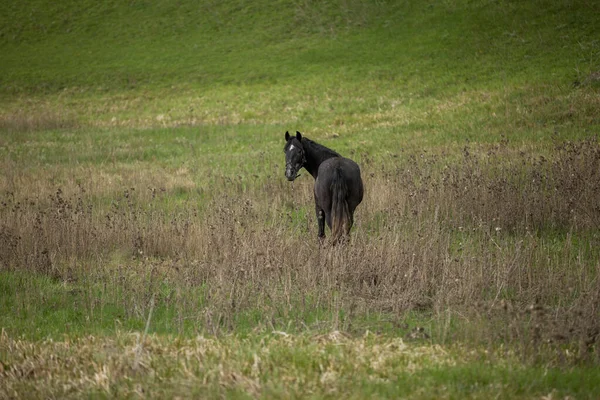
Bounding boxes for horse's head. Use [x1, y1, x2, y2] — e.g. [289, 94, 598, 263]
[284, 131, 306, 181]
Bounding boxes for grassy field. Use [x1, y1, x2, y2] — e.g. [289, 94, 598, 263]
[1, 0, 600, 398]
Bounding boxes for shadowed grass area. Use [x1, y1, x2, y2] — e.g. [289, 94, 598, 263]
[1, 0, 597, 92]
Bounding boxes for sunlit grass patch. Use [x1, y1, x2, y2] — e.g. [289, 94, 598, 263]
[2, 330, 598, 399]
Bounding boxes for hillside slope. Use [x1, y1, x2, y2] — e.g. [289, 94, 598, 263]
[1, 0, 598, 93]
[0, 0, 598, 143]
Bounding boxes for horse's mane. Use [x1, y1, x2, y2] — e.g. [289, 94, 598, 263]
[302, 137, 341, 159]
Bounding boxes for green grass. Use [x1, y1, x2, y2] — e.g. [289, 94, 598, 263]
[2, 0, 597, 92]
[0, 268, 420, 340]
[1, 0, 599, 147]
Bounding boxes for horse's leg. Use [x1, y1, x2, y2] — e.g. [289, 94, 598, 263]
[316, 207, 326, 239]
[315, 198, 325, 240]
[314, 183, 326, 241]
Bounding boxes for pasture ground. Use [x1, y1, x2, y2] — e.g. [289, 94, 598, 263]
[1, 0, 600, 398]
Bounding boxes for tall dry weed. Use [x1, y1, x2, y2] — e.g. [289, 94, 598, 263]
[0, 109, 77, 133]
[1, 139, 599, 363]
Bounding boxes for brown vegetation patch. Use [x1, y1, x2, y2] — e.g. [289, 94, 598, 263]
[1, 140, 599, 364]
[0, 109, 77, 133]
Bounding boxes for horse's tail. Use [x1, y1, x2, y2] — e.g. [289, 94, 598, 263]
[331, 167, 351, 243]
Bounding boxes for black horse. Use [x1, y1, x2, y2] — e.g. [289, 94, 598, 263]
[284, 131, 364, 242]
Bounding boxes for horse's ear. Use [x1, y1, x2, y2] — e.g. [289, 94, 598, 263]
[285, 131, 291, 141]
[296, 131, 302, 141]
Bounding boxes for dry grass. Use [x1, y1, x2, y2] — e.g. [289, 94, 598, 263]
[0, 108, 77, 133]
[0, 329, 466, 399]
[1, 139, 599, 365]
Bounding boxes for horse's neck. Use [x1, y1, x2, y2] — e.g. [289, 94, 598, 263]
[304, 141, 339, 179]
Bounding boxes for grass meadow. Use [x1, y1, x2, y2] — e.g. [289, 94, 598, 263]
[1, 0, 600, 398]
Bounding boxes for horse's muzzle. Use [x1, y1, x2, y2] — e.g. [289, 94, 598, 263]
[285, 164, 299, 181]
[285, 171, 297, 181]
